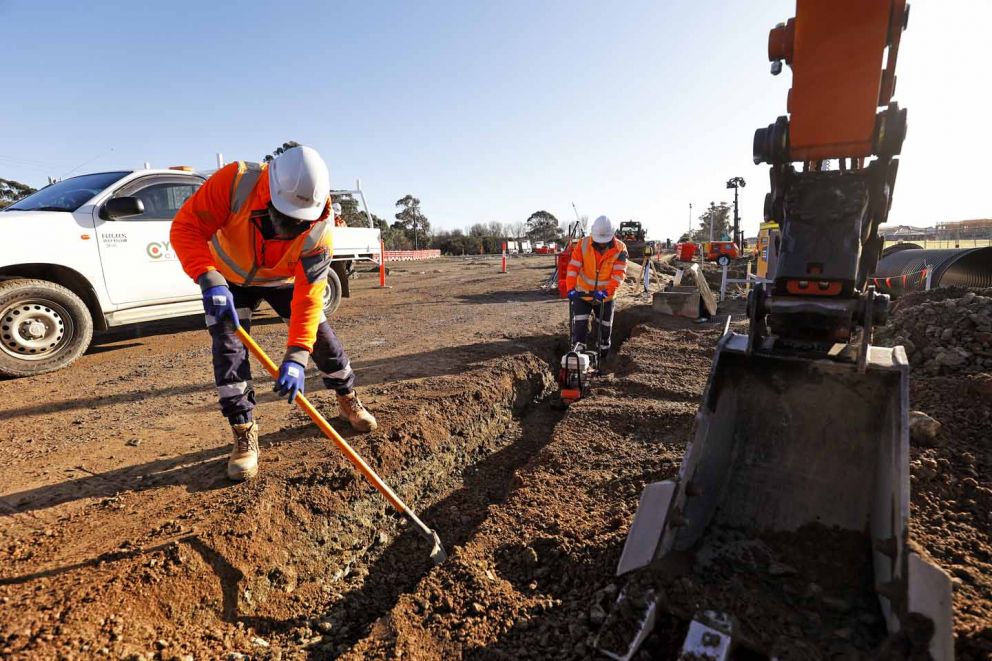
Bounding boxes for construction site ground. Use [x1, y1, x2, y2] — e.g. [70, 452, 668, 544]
[0, 255, 988, 660]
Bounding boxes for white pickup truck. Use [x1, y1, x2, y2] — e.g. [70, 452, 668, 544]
[0, 167, 381, 377]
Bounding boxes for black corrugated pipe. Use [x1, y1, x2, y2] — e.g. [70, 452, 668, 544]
[871, 247, 992, 296]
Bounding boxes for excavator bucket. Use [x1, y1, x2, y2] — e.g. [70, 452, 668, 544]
[606, 332, 954, 659]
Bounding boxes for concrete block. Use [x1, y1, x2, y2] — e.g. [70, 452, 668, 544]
[653, 291, 700, 318]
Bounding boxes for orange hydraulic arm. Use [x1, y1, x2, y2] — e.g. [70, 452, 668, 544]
[750, 0, 910, 358]
[768, 0, 908, 161]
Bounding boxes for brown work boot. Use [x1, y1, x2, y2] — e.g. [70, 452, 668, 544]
[227, 421, 259, 481]
[337, 391, 378, 432]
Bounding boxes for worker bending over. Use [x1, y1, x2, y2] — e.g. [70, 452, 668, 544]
[171, 146, 377, 482]
[565, 215, 628, 358]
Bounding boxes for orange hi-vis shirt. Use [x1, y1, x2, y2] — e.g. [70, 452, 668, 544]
[170, 162, 333, 354]
[565, 236, 628, 301]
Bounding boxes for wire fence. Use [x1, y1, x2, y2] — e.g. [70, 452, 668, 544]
[883, 239, 992, 250]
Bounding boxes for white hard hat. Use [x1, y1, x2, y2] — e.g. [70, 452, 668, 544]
[268, 146, 331, 221]
[332, 202, 342, 216]
[591, 215, 614, 242]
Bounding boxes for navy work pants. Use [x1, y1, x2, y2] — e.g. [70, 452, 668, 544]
[570, 298, 615, 356]
[207, 284, 355, 425]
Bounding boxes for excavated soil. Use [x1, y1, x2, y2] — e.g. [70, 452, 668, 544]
[339, 314, 722, 660]
[877, 287, 992, 659]
[1, 257, 989, 660]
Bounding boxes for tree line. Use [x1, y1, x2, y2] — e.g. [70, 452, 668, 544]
[681, 202, 732, 243]
[381, 199, 568, 254]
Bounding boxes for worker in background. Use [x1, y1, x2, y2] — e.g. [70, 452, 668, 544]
[641, 241, 654, 293]
[565, 215, 628, 358]
[171, 146, 377, 482]
[332, 201, 347, 227]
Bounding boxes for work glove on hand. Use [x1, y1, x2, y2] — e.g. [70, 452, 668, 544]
[567, 289, 581, 300]
[593, 290, 608, 302]
[273, 360, 306, 403]
[202, 285, 240, 327]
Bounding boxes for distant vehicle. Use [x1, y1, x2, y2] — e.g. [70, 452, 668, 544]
[702, 240, 740, 266]
[755, 221, 780, 278]
[616, 220, 646, 243]
[617, 220, 647, 255]
[0, 167, 381, 377]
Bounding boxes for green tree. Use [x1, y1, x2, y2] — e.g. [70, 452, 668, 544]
[370, 213, 407, 250]
[333, 194, 372, 227]
[433, 229, 485, 255]
[525, 210, 562, 243]
[691, 202, 732, 242]
[394, 194, 431, 249]
[0, 177, 37, 209]
[465, 221, 509, 253]
[263, 140, 301, 163]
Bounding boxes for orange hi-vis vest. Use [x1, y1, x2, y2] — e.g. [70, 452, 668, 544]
[565, 236, 628, 301]
[208, 162, 331, 287]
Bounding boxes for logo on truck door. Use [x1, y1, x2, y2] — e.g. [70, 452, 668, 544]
[146, 241, 177, 260]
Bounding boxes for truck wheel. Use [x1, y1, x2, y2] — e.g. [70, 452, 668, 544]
[0, 279, 94, 378]
[717, 255, 731, 267]
[322, 267, 342, 317]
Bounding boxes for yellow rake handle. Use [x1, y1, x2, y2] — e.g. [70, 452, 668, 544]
[235, 326, 410, 517]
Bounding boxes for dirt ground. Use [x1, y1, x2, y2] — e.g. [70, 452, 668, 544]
[1, 255, 989, 660]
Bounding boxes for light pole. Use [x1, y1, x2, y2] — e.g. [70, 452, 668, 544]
[726, 176, 746, 247]
[688, 203, 693, 238]
[708, 202, 718, 243]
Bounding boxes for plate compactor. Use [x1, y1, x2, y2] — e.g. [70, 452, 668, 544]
[558, 298, 606, 406]
[598, 2, 955, 660]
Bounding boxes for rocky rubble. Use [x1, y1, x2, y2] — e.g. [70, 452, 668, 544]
[876, 287, 992, 374]
[875, 286, 992, 657]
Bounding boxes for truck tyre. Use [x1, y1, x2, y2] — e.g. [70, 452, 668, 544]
[717, 255, 731, 267]
[322, 267, 342, 317]
[0, 279, 94, 378]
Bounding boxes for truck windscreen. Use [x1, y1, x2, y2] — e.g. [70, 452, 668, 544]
[5, 171, 131, 213]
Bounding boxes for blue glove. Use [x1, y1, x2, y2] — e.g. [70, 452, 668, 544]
[273, 360, 306, 403]
[203, 285, 240, 327]
[593, 290, 608, 302]
[567, 289, 580, 300]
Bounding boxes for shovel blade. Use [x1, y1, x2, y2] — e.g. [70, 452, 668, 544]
[428, 530, 446, 565]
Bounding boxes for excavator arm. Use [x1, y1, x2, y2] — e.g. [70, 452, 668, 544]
[599, 3, 956, 659]
[751, 0, 909, 356]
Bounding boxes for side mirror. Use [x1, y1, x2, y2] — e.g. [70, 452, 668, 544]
[103, 196, 144, 220]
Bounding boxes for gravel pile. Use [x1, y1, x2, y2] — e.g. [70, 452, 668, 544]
[876, 287, 992, 375]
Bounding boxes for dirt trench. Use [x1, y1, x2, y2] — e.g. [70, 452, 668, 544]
[336, 308, 722, 660]
[0, 345, 571, 659]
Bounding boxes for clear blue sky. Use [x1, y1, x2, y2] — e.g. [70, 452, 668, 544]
[2, 1, 989, 240]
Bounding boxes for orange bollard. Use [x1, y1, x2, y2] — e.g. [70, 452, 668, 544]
[378, 240, 388, 288]
[501, 242, 507, 273]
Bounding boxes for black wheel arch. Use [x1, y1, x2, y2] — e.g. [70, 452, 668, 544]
[0, 264, 107, 330]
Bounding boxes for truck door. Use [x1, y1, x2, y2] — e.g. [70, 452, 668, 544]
[94, 174, 203, 305]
